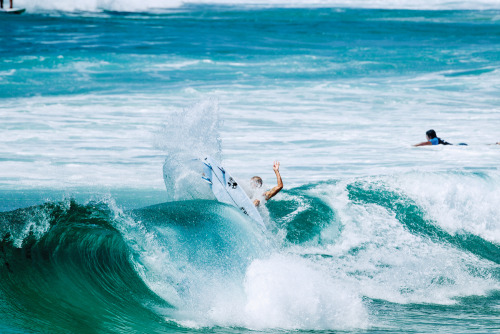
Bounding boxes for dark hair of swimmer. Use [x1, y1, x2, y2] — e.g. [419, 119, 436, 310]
[251, 176, 263, 188]
[426, 129, 437, 139]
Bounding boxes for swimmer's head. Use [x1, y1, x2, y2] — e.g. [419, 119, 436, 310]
[426, 129, 437, 140]
[251, 176, 263, 188]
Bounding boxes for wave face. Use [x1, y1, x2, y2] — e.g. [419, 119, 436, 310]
[0, 200, 177, 333]
[1, 170, 500, 333]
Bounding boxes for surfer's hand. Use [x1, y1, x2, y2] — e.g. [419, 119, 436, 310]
[253, 199, 260, 206]
[273, 161, 280, 173]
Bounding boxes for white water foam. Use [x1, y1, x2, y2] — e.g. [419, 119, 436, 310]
[3, 67, 500, 190]
[385, 171, 500, 245]
[156, 99, 222, 201]
[242, 253, 368, 330]
[163, 249, 368, 330]
[299, 179, 500, 305]
[0, 94, 168, 189]
[107, 188, 369, 330]
[16, 0, 500, 13]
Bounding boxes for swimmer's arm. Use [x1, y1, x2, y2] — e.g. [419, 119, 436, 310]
[264, 161, 283, 201]
[413, 141, 431, 147]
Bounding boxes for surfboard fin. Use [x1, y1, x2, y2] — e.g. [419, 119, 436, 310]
[201, 176, 212, 184]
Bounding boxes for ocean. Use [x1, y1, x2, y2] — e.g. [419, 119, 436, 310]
[1, 1, 500, 333]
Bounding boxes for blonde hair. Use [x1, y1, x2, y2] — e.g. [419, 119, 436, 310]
[251, 176, 263, 187]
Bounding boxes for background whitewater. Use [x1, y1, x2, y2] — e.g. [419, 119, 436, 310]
[14, 0, 500, 12]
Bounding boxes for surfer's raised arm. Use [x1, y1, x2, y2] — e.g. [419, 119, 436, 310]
[264, 161, 283, 201]
[250, 161, 283, 206]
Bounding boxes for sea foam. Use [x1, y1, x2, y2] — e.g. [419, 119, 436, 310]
[16, 0, 500, 13]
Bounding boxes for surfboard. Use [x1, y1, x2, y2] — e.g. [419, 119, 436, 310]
[0, 8, 26, 14]
[201, 156, 266, 229]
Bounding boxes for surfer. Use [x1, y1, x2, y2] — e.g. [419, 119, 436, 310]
[251, 161, 283, 206]
[413, 129, 454, 146]
[0, 0, 13, 9]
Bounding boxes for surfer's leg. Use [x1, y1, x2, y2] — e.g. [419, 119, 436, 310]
[1, 0, 3, 9]
[10, 0, 12, 9]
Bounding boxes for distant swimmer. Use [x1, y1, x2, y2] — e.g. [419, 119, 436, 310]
[0, 0, 13, 9]
[251, 161, 283, 206]
[414, 129, 467, 146]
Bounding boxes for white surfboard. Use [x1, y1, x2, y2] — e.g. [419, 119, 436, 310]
[1, 8, 26, 14]
[201, 156, 266, 229]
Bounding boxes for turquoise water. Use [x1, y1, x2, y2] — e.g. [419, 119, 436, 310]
[1, 4, 500, 333]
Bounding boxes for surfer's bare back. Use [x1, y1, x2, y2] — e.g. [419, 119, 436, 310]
[251, 161, 283, 206]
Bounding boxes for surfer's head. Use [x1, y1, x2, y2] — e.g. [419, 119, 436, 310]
[251, 176, 263, 188]
[426, 129, 437, 140]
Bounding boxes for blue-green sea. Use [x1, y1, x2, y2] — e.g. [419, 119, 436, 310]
[1, 2, 500, 333]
